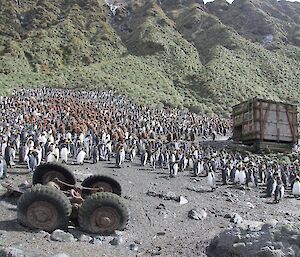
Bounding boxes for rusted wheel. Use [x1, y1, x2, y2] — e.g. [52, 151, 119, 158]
[81, 175, 122, 196]
[78, 192, 129, 234]
[33, 163, 76, 189]
[17, 185, 72, 232]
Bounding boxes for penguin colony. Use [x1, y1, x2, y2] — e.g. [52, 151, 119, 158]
[0, 88, 299, 203]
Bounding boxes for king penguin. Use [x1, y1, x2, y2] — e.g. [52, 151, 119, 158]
[292, 177, 300, 196]
[207, 169, 216, 192]
[274, 177, 284, 203]
[77, 149, 86, 165]
[61, 146, 68, 164]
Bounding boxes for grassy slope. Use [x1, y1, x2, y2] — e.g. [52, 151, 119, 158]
[0, 0, 299, 116]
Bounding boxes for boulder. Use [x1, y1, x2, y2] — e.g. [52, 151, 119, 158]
[50, 230, 75, 243]
[0, 247, 39, 257]
[206, 222, 300, 257]
[230, 213, 243, 224]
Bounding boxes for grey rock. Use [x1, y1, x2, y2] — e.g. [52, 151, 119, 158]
[232, 242, 246, 251]
[50, 230, 75, 242]
[92, 239, 102, 245]
[262, 219, 278, 231]
[230, 213, 243, 224]
[0, 247, 25, 257]
[0, 231, 7, 239]
[224, 213, 232, 219]
[188, 209, 207, 220]
[186, 186, 205, 193]
[78, 234, 92, 243]
[0, 247, 39, 257]
[238, 220, 264, 231]
[110, 236, 123, 246]
[178, 196, 188, 205]
[257, 248, 285, 257]
[164, 191, 177, 200]
[129, 243, 139, 251]
[146, 190, 177, 201]
[206, 222, 300, 257]
[245, 202, 255, 209]
[92, 236, 106, 245]
[156, 203, 166, 210]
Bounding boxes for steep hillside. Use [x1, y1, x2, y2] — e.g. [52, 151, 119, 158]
[0, 0, 300, 115]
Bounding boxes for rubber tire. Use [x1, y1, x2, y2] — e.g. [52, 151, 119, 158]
[33, 163, 76, 186]
[78, 192, 129, 234]
[17, 185, 72, 232]
[81, 175, 122, 196]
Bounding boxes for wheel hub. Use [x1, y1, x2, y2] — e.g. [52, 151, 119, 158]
[27, 201, 58, 230]
[90, 207, 120, 232]
[92, 182, 113, 193]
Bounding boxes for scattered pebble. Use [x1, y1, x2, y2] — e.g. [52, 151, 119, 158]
[78, 234, 92, 243]
[188, 209, 207, 220]
[230, 213, 243, 224]
[50, 230, 75, 243]
[129, 243, 139, 251]
[109, 236, 123, 246]
[178, 196, 188, 205]
[0, 247, 39, 257]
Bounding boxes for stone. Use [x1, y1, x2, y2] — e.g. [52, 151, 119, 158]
[206, 222, 300, 257]
[186, 186, 205, 193]
[129, 243, 139, 251]
[178, 196, 188, 205]
[92, 237, 104, 245]
[0, 247, 25, 257]
[0, 231, 7, 239]
[233, 242, 246, 250]
[237, 220, 264, 231]
[188, 209, 207, 220]
[262, 219, 278, 230]
[0, 247, 40, 257]
[245, 202, 255, 209]
[156, 203, 166, 210]
[146, 190, 177, 201]
[50, 230, 75, 242]
[78, 234, 92, 243]
[230, 213, 243, 224]
[164, 191, 177, 200]
[224, 213, 232, 219]
[110, 236, 123, 246]
[257, 248, 285, 257]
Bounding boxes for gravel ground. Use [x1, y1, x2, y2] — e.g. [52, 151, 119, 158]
[0, 143, 300, 257]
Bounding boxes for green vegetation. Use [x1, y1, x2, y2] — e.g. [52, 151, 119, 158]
[0, 0, 300, 115]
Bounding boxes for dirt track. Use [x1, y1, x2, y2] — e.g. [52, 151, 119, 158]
[0, 145, 300, 257]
